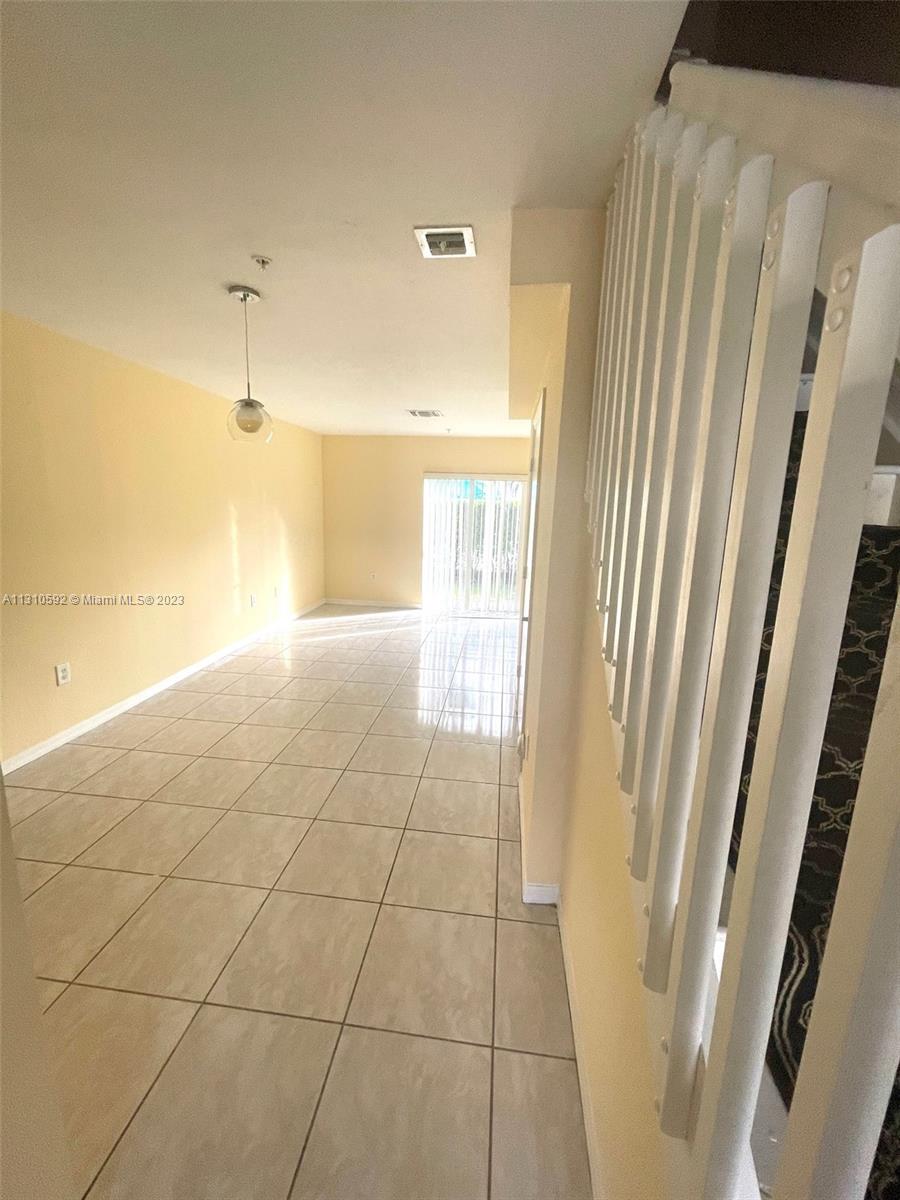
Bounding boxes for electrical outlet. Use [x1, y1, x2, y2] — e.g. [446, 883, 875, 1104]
[55, 662, 71, 686]
[249, 593, 257, 608]
[370, 572, 376, 581]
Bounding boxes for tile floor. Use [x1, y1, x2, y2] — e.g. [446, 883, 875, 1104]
[8, 605, 591, 1200]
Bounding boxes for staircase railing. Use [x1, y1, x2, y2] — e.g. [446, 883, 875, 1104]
[583, 64, 900, 1200]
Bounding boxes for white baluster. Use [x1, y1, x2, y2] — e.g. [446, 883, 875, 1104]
[659, 178, 828, 1140]
[630, 132, 733, 879]
[620, 120, 707, 795]
[642, 150, 773, 995]
[774, 594, 900, 1200]
[693, 221, 900, 1200]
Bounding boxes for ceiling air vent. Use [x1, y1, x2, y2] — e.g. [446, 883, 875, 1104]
[414, 226, 476, 259]
[407, 409, 444, 418]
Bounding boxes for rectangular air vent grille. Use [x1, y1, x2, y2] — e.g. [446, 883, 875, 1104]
[414, 226, 476, 258]
[407, 409, 444, 418]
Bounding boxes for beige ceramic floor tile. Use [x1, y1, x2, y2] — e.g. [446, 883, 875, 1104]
[45, 984, 197, 1197]
[408, 778, 498, 837]
[348, 734, 430, 777]
[80, 876, 265, 999]
[331, 680, 395, 706]
[500, 746, 519, 786]
[233, 762, 341, 818]
[291, 1026, 490, 1200]
[211, 891, 377, 1020]
[252, 656, 309, 678]
[385, 830, 497, 916]
[497, 839, 556, 925]
[172, 669, 234, 694]
[73, 713, 175, 749]
[222, 672, 290, 698]
[205, 723, 297, 762]
[151, 755, 265, 808]
[5, 786, 62, 825]
[244, 697, 323, 728]
[350, 663, 405, 684]
[130, 689, 208, 718]
[6, 744, 125, 792]
[435, 710, 511, 745]
[491, 1050, 592, 1200]
[138, 717, 235, 755]
[385, 684, 447, 710]
[368, 707, 441, 738]
[77, 801, 222, 873]
[16, 859, 63, 899]
[318, 649, 370, 666]
[178, 693, 265, 722]
[174, 810, 309, 887]
[24, 866, 160, 979]
[348, 905, 494, 1043]
[494, 920, 574, 1057]
[400, 666, 455, 687]
[12, 793, 139, 863]
[365, 650, 413, 668]
[277, 820, 400, 901]
[424, 740, 500, 785]
[89, 1005, 337, 1200]
[318, 770, 417, 827]
[305, 702, 380, 733]
[277, 728, 364, 769]
[444, 689, 505, 717]
[36, 978, 67, 1010]
[499, 785, 520, 840]
[274, 675, 341, 702]
[302, 660, 356, 681]
[75, 750, 195, 800]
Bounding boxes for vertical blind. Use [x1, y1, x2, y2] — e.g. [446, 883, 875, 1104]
[422, 476, 524, 615]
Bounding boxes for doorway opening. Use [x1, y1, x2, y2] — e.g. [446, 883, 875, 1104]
[422, 474, 527, 615]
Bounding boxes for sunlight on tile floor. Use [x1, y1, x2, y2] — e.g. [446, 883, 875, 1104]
[8, 605, 591, 1200]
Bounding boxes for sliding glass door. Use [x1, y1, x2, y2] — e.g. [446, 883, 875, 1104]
[422, 475, 526, 615]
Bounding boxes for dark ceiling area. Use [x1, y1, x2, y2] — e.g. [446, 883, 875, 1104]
[658, 0, 900, 98]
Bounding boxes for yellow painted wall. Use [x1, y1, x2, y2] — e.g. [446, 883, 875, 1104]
[321, 436, 530, 606]
[1, 314, 324, 760]
[559, 533, 668, 1199]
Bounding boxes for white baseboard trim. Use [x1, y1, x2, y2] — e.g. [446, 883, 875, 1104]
[522, 881, 561, 905]
[1, 599, 325, 775]
[323, 598, 421, 610]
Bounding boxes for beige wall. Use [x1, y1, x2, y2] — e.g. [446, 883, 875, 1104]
[321, 436, 530, 607]
[511, 208, 605, 888]
[558, 539, 668, 1199]
[1, 314, 324, 761]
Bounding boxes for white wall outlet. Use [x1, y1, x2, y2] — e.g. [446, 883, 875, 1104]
[370, 572, 376, 581]
[55, 662, 71, 686]
[249, 593, 257, 608]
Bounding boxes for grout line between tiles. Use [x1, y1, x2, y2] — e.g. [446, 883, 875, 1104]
[19, 612, 537, 1199]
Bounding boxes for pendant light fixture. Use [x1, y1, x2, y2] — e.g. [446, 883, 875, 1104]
[226, 284, 273, 443]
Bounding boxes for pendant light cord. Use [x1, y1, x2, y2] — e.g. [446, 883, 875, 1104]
[242, 294, 252, 400]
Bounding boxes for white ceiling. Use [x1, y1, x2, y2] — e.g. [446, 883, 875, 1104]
[1, 1, 684, 436]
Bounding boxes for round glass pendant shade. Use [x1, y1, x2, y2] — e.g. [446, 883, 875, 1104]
[227, 398, 273, 443]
